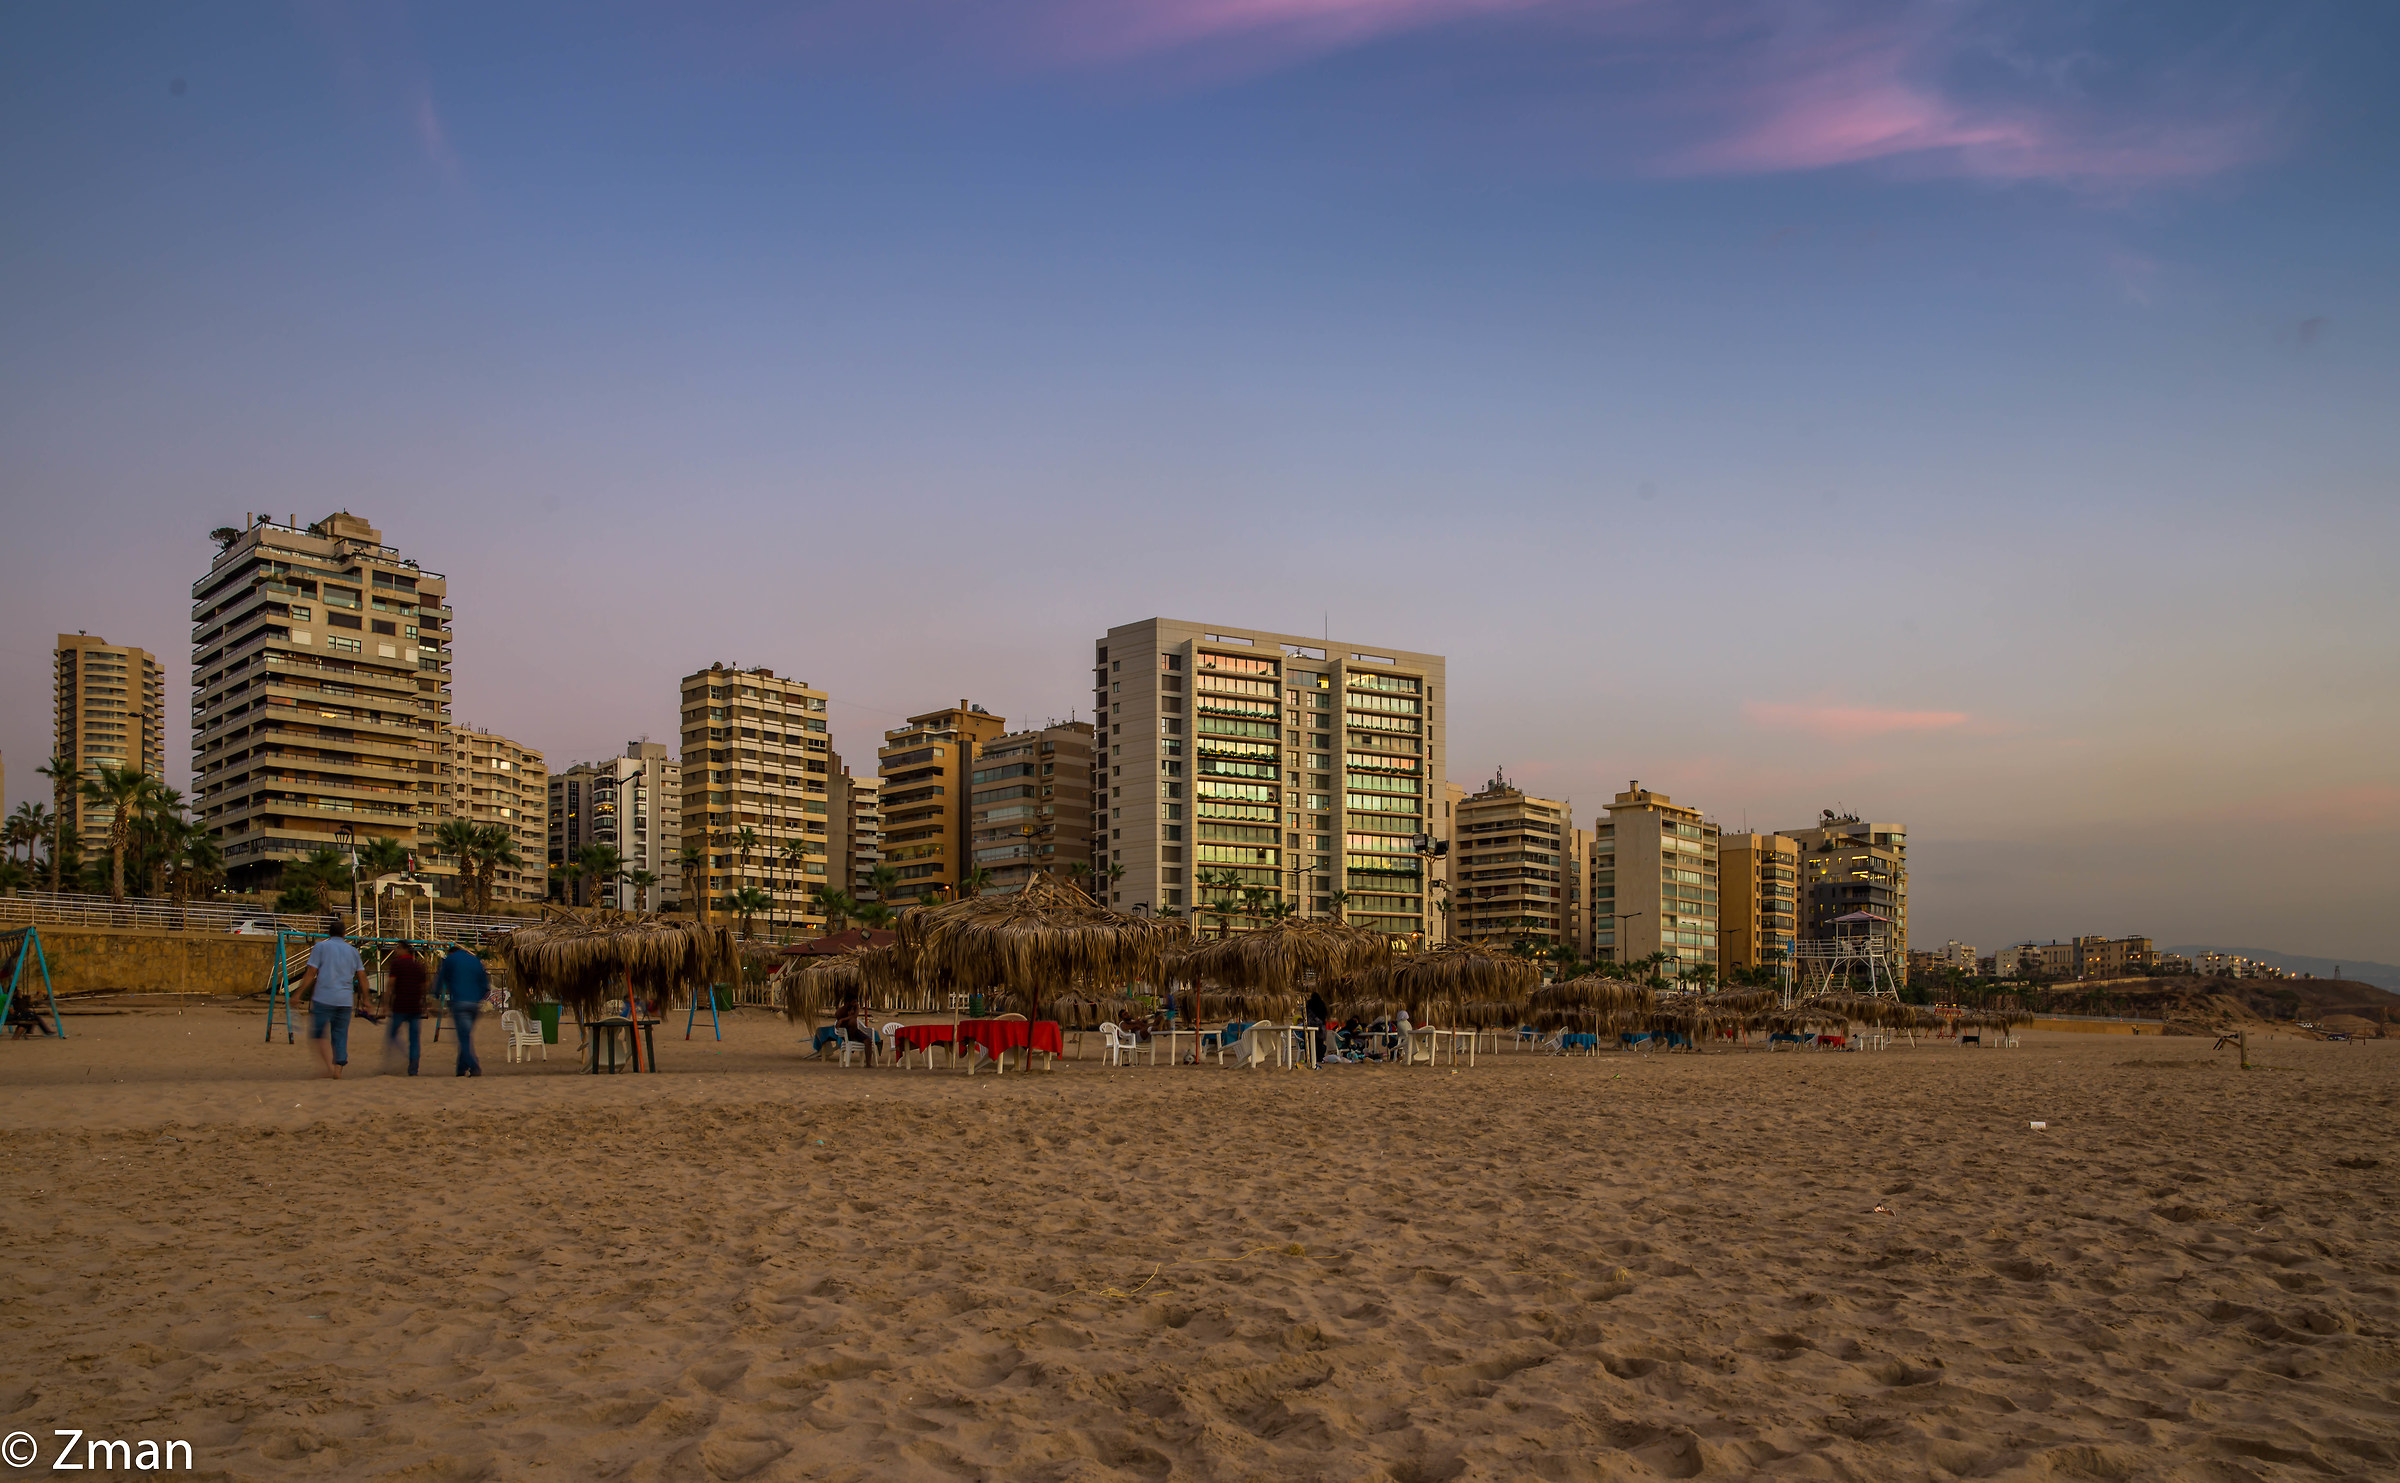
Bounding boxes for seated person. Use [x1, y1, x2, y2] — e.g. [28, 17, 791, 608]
[832, 995, 880, 1063]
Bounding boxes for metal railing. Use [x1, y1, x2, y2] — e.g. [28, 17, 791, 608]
[0, 889, 537, 947]
[0, 891, 330, 936]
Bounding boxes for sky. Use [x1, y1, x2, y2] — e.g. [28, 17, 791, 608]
[3, 1, 2396, 961]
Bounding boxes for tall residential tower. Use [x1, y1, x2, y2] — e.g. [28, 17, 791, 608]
[1093, 619, 1445, 936]
[678, 664, 832, 934]
[190, 513, 451, 891]
[54, 633, 167, 854]
[1590, 782, 1720, 971]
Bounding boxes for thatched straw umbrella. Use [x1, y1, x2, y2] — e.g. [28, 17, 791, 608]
[497, 908, 740, 1070]
[1168, 918, 1397, 1035]
[893, 870, 1189, 1029]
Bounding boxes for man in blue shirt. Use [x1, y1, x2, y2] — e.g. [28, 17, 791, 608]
[295, 923, 364, 1078]
[435, 943, 491, 1077]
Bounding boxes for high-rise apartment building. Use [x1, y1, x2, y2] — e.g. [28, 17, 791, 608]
[1590, 782, 1720, 970]
[1449, 773, 1571, 947]
[1093, 619, 1445, 935]
[54, 633, 167, 853]
[830, 769, 885, 902]
[1778, 813, 1908, 969]
[546, 741, 680, 909]
[191, 513, 451, 891]
[968, 721, 1096, 895]
[437, 726, 547, 902]
[1716, 832, 1800, 978]
[878, 702, 1009, 903]
[678, 664, 833, 933]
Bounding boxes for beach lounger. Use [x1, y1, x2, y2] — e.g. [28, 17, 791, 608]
[1620, 1032, 1656, 1053]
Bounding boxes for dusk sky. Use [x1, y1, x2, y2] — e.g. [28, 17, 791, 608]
[3, 2, 2395, 961]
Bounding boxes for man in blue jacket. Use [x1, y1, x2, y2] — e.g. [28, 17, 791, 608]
[435, 943, 491, 1077]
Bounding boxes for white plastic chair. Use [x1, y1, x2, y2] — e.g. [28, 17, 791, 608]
[1100, 1023, 1137, 1067]
[501, 1009, 547, 1063]
[881, 1021, 913, 1068]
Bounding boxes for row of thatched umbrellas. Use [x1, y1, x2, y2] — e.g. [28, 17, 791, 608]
[494, 874, 2016, 1056]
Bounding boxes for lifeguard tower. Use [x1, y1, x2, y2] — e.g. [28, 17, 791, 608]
[1794, 910, 1903, 1000]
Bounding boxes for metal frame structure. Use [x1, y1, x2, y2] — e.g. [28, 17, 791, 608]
[1, 926, 64, 1038]
[1793, 912, 1903, 1002]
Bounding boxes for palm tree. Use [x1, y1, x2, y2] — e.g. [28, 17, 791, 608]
[35, 755, 74, 892]
[1265, 900, 1297, 922]
[472, 824, 521, 912]
[1065, 860, 1094, 891]
[1239, 884, 1272, 924]
[275, 848, 348, 914]
[730, 885, 772, 939]
[960, 866, 994, 898]
[431, 818, 481, 904]
[79, 764, 160, 904]
[576, 843, 624, 911]
[679, 846, 707, 923]
[865, 862, 901, 906]
[359, 835, 409, 879]
[809, 885, 855, 933]
[780, 839, 810, 934]
[131, 794, 193, 899]
[734, 826, 761, 900]
[855, 899, 895, 930]
[175, 832, 224, 907]
[0, 860, 28, 897]
[1328, 888, 1351, 924]
[1104, 861, 1125, 900]
[624, 868, 660, 912]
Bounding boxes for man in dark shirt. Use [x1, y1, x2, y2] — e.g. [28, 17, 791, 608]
[382, 943, 431, 1075]
[436, 943, 491, 1077]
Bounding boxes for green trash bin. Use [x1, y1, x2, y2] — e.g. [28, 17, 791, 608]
[533, 1002, 561, 1045]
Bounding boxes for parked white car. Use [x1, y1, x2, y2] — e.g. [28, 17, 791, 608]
[227, 918, 281, 936]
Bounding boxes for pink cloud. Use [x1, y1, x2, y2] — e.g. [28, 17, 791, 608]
[939, 0, 2277, 187]
[1041, 0, 1548, 62]
[1743, 702, 1970, 742]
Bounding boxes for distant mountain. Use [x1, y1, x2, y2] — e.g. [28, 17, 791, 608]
[2168, 945, 2400, 989]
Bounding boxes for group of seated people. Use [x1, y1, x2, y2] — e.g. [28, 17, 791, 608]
[1104, 994, 1427, 1065]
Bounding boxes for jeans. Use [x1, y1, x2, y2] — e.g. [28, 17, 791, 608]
[452, 1005, 482, 1074]
[309, 1003, 354, 1065]
[385, 1014, 422, 1072]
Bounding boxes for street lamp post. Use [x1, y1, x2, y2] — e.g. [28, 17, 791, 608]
[334, 824, 360, 928]
[1612, 909, 1643, 971]
[1411, 831, 1449, 949]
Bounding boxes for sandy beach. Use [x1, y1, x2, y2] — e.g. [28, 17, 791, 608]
[3, 1005, 2396, 1481]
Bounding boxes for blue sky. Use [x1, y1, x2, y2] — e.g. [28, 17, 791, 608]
[3, 2, 2395, 958]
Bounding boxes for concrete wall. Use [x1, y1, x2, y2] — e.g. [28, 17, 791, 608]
[18, 926, 282, 998]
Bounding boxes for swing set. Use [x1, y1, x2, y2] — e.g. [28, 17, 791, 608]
[1, 926, 64, 1039]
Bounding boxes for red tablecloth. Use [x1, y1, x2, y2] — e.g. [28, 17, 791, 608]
[892, 1024, 955, 1053]
[956, 1019, 1063, 1060]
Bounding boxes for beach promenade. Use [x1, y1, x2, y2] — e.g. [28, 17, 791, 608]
[2, 1008, 2394, 1481]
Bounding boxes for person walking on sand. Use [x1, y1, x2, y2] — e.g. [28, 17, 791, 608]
[437, 942, 491, 1077]
[295, 921, 365, 1078]
[382, 942, 430, 1076]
